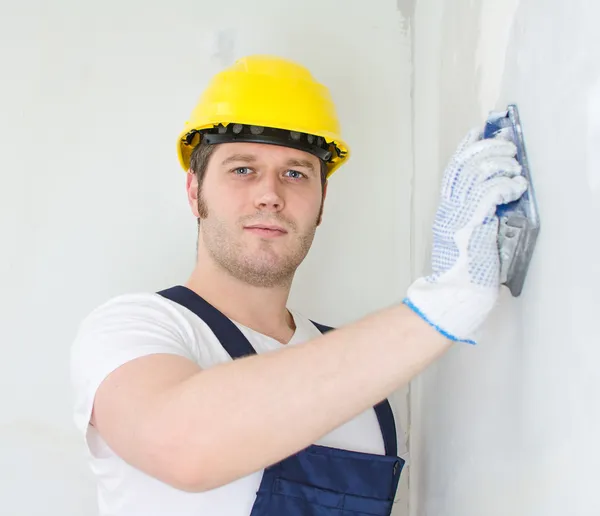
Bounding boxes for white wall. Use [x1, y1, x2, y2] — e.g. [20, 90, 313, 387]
[0, 1, 413, 515]
[410, 1, 600, 515]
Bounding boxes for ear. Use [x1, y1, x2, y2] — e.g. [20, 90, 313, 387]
[186, 170, 200, 218]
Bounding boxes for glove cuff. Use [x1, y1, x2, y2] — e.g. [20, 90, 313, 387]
[403, 277, 498, 344]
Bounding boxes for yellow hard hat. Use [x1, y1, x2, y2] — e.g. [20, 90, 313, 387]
[176, 55, 350, 178]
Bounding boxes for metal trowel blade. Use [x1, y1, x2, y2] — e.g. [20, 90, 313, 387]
[483, 104, 540, 297]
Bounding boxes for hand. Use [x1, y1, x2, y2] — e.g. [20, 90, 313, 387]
[403, 128, 528, 344]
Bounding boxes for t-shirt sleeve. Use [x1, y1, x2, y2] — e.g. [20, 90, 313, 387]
[69, 293, 197, 442]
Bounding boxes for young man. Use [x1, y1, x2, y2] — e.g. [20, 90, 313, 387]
[70, 55, 527, 516]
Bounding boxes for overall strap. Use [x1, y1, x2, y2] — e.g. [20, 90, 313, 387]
[310, 321, 398, 457]
[157, 286, 398, 457]
[157, 285, 257, 358]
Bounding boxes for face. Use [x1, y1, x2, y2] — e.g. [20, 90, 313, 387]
[186, 142, 327, 288]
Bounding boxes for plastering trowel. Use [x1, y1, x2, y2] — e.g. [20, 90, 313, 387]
[483, 104, 540, 297]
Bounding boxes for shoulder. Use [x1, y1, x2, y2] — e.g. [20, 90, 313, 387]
[71, 289, 234, 372]
[71, 290, 200, 363]
[70, 291, 206, 405]
[77, 291, 188, 331]
[73, 292, 192, 337]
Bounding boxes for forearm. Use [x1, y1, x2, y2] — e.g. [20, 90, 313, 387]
[151, 303, 450, 491]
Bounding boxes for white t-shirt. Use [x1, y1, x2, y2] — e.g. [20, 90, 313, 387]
[70, 290, 407, 516]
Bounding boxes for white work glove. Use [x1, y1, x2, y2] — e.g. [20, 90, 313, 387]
[403, 128, 528, 344]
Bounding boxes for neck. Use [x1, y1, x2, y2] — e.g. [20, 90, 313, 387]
[184, 251, 296, 343]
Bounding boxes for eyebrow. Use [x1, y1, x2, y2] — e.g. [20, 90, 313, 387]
[221, 154, 258, 166]
[285, 158, 315, 172]
[220, 154, 316, 173]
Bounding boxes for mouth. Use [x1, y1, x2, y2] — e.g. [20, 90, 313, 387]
[243, 224, 288, 237]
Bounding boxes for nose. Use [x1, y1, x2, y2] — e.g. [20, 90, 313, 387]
[254, 173, 285, 212]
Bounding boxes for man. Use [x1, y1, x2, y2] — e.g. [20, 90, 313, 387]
[70, 55, 527, 516]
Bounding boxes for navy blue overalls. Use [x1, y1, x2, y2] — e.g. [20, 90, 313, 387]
[158, 286, 405, 516]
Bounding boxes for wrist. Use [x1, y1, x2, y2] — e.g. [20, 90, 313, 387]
[403, 277, 498, 344]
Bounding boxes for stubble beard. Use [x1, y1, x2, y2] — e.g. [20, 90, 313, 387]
[197, 194, 321, 288]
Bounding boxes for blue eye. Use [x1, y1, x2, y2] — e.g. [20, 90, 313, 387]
[234, 167, 252, 175]
[285, 170, 305, 179]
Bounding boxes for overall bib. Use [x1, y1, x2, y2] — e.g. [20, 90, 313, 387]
[158, 286, 405, 516]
